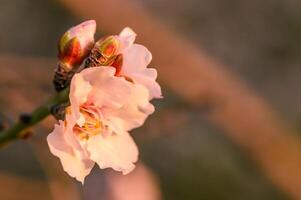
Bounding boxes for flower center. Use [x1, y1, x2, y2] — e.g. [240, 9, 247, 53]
[72, 104, 103, 140]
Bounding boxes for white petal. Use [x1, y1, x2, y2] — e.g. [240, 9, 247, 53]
[87, 132, 138, 175]
[47, 121, 94, 183]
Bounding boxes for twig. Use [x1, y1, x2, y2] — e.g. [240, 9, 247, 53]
[0, 88, 69, 147]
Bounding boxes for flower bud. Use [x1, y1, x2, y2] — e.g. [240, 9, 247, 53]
[85, 35, 120, 68]
[96, 36, 120, 58]
[54, 20, 96, 92]
[58, 20, 96, 66]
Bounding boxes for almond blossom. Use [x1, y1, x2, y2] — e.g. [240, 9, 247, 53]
[47, 67, 155, 183]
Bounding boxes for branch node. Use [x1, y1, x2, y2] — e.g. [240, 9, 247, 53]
[19, 113, 32, 124]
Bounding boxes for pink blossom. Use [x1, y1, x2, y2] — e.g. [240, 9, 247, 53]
[47, 67, 154, 183]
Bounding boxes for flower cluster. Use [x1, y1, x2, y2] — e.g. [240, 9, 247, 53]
[47, 20, 162, 183]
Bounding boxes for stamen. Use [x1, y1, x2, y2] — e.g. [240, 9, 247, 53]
[72, 104, 103, 140]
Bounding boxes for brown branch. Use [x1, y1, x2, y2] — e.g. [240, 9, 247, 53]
[58, 0, 301, 199]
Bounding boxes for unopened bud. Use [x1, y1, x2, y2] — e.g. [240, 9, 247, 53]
[96, 36, 120, 58]
[54, 20, 96, 92]
[58, 20, 96, 66]
[85, 35, 121, 68]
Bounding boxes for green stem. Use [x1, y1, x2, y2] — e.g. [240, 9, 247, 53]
[0, 89, 69, 147]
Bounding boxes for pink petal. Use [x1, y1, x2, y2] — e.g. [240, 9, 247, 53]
[47, 121, 94, 183]
[79, 67, 131, 109]
[121, 44, 152, 73]
[70, 66, 153, 133]
[120, 44, 162, 99]
[103, 84, 154, 132]
[69, 73, 92, 125]
[87, 131, 138, 175]
[118, 27, 137, 50]
[130, 68, 162, 99]
[69, 20, 96, 50]
[63, 113, 83, 151]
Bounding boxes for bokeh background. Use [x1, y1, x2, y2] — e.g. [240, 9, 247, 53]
[0, 0, 301, 199]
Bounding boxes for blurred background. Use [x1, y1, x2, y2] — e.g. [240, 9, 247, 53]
[0, 0, 301, 199]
